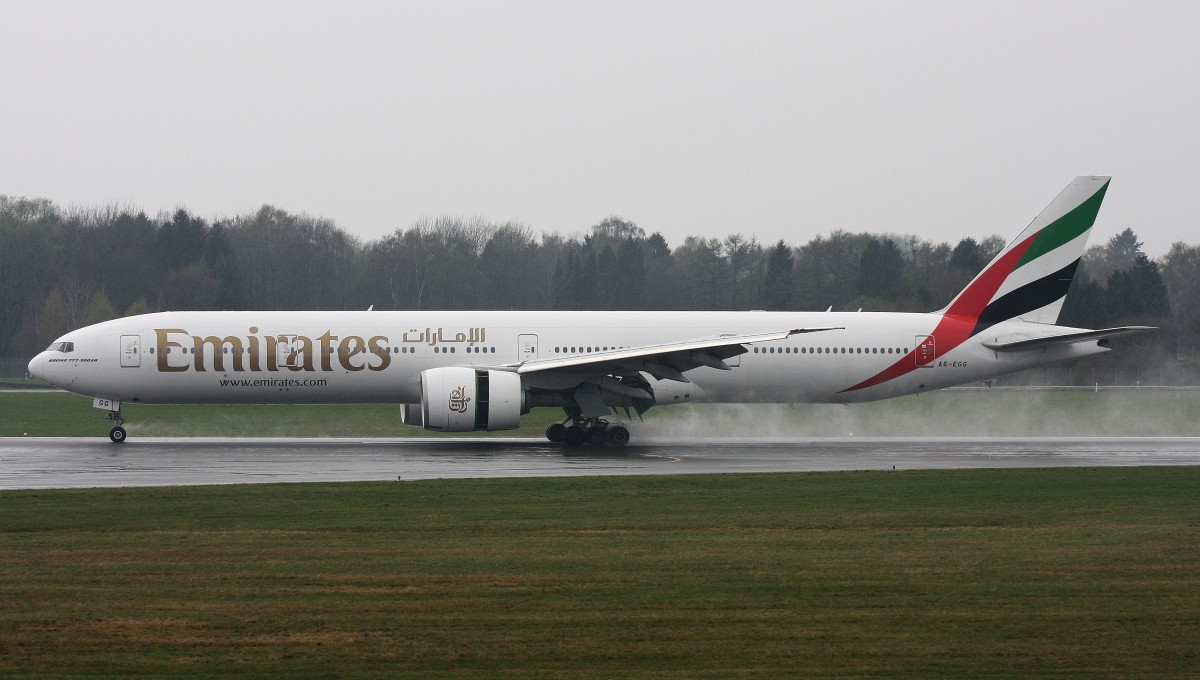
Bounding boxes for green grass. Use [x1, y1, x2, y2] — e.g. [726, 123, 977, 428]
[0, 378, 50, 389]
[1, 468, 1198, 678]
[3, 389, 1200, 438]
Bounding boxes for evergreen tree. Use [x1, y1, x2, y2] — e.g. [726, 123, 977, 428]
[762, 240, 794, 310]
[157, 209, 209, 270]
[857, 238, 905, 302]
[1106, 254, 1170, 321]
[1059, 261, 1110, 328]
[949, 237, 985, 274]
[616, 238, 647, 310]
[646, 232, 671, 261]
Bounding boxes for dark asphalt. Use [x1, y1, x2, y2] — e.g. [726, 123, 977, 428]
[2, 436, 1199, 489]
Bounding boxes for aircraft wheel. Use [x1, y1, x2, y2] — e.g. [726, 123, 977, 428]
[607, 424, 630, 446]
[585, 426, 608, 447]
[109, 426, 127, 443]
[545, 423, 566, 443]
[562, 425, 586, 447]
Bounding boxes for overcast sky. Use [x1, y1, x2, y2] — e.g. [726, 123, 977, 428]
[2, 1, 1197, 255]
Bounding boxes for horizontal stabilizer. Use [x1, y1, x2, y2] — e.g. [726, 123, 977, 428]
[981, 326, 1154, 352]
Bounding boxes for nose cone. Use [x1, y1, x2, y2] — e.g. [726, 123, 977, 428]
[27, 353, 45, 381]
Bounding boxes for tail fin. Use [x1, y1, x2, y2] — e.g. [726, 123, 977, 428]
[941, 176, 1110, 331]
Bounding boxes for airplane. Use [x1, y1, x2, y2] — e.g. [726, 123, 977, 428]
[27, 176, 1151, 446]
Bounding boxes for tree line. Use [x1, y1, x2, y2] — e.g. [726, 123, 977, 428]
[2, 195, 1196, 383]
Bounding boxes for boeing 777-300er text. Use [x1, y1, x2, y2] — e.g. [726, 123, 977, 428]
[28, 176, 1151, 445]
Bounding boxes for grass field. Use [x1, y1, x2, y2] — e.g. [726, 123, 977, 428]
[1, 468, 1198, 678]
[3, 388, 1200, 438]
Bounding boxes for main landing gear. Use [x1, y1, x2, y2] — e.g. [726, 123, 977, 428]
[106, 409, 127, 443]
[545, 418, 631, 447]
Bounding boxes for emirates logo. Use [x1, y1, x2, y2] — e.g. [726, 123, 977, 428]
[448, 386, 470, 413]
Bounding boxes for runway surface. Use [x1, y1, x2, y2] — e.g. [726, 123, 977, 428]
[2, 436, 1199, 489]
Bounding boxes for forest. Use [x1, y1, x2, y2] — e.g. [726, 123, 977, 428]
[2, 195, 1196, 384]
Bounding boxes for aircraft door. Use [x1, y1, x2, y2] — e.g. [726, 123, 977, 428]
[276, 335, 300, 369]
[120, 335, 141, 367]
[518, 334, 538, 363]
[915, 335, 936, 367]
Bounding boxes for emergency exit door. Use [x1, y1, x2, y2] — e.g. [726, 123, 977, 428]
[276, 335, 300, 368]
[518, 334, 538, 363]
[120, 335, 141, 367]
[915, 335, 936, 367]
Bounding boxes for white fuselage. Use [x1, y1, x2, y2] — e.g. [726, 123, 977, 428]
[28, 310, 1106, 407]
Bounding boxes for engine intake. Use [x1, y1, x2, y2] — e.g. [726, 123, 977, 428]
[417, 367, 525, 432]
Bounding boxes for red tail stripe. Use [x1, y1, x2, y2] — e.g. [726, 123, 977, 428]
[945, 233, 1036, 320]
[841, 233, 1036, 393]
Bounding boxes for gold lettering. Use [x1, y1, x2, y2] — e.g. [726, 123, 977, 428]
[248, 327, 261, 371]
[156, 327, 393, 374]
[318, 331, 338, 372]
[368, 335, 391, 371]
[192, 336, 245, 372]
[155, 328, 188, 372]
[338, 336, 366, 371]
[287, 335, 315, 372]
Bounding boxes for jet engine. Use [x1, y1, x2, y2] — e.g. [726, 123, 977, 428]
[405, 366, 527, 432]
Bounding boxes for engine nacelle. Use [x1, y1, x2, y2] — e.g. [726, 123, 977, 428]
[418, 367, 525, 432]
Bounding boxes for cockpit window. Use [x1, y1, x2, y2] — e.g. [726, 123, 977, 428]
[46, 341, 74, 353]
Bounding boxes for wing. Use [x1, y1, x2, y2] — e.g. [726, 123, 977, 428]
[514, 326, 842, 383]
[981, 326, 1154, 352]
[473, 326, 841, 419]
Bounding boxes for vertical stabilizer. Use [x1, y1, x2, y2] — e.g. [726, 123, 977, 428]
[941, 176, 1110, 331]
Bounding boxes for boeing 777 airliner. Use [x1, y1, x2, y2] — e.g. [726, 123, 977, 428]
[27, 176, 1150, 445]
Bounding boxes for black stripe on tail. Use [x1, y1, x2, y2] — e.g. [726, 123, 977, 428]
[971, 259, 1080, 336]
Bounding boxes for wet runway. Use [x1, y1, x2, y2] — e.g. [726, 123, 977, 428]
[2, 436, 1199, 489]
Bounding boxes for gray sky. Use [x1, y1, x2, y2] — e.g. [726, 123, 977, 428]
[3, 1, 1197, 255]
